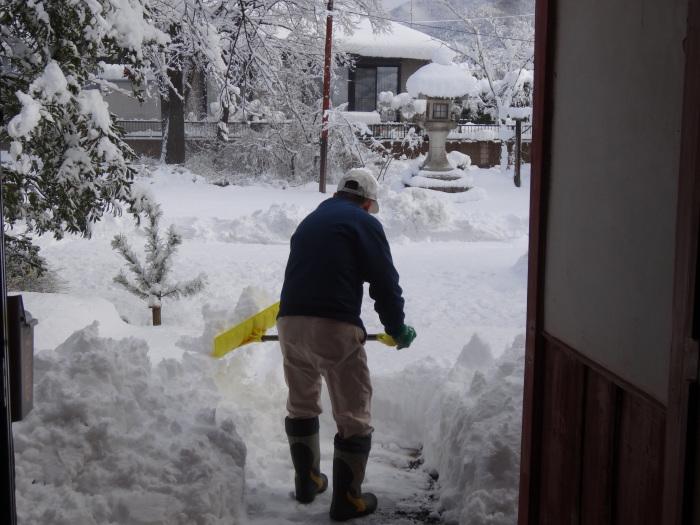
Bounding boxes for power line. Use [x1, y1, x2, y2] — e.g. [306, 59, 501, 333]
[412, 14, 536, 23]
[341, 10, 535, 44]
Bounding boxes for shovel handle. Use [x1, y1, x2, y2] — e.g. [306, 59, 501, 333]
[261, 334, 381, 342]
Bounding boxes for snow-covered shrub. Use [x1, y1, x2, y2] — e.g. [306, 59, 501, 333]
[378, 91, 396, 121]
[6, 264, 67, 294]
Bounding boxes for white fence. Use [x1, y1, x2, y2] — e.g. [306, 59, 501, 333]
[116, 120, 532, 142]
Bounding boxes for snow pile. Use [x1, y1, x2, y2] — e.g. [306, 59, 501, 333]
[379, 182, 511, 242]
[371, 333, 524, 525]
[448, 151, 472, 170]
[221, 204, 309, 245]
[22, 293, 129, 351]
[424, 335, 525, 525]
[13, 323, 246, 525]
[378, 186, 453, 240]
[127, 165, 531, 247]
[176, 286, 279, 356]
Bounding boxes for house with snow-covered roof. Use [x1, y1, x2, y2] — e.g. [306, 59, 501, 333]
[103, 19, 444, 126]
[332, 19, 445, 115]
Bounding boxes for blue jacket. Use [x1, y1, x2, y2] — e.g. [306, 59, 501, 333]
[278, 197, 405, 336]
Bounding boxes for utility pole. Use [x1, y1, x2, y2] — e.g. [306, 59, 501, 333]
[319, 0, 334, 194]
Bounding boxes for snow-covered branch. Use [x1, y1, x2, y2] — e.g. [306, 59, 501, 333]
[0, 0, 168, 274]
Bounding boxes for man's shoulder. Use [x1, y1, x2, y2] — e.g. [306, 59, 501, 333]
[318, 197, 368, 217]
[310, 198, 383, 229]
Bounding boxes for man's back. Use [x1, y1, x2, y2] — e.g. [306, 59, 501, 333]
[279, 197, 404, 335]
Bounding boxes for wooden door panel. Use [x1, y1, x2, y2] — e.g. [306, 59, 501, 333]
[522, 337, 666, 524]
[580, 370, 617, 525]
[537, 342, 585, 524]
[613, 391, 665, 524]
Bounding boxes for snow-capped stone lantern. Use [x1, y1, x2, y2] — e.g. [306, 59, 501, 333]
[405, 49, 477, 192]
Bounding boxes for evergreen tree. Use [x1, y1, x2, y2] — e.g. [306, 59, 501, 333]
[111, 201, 206, 326]
[0, 0, 168, 275]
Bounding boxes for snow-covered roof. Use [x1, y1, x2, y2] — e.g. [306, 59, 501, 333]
[336, 19, 445, 60]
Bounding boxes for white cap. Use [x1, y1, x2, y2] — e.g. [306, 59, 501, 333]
[337, 169, 379, 213]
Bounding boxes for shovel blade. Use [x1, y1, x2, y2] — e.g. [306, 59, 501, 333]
[212, 302, 280, 358]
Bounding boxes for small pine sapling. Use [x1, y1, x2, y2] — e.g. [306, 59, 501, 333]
[111, 201, 206, 325]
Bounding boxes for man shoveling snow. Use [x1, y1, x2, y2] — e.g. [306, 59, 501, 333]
[277, 168, 417, 521]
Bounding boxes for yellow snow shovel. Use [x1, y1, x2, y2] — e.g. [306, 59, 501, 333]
[212, 301, 396, 358]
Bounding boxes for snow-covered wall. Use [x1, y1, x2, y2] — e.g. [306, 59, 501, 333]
[542, 0, 687, 403]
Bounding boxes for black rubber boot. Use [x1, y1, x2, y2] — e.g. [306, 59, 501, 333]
[285, 416, 328, 503]
[329, 434, 378, 521]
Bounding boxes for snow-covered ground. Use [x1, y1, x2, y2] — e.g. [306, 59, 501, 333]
[10, 159, 529, 525]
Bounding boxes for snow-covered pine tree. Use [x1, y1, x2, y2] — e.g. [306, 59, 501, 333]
[111, 201, 206, 326]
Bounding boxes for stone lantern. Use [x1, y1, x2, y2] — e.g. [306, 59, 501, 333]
[405, 49, 477, 191]
[421, 97, 458, 172]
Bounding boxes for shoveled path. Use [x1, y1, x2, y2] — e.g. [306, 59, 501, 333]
[242, 443, 440, 525]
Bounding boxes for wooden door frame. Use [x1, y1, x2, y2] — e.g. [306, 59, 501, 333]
[517, 0, 556, 521]
[520, 0, 700, 523]
[664, 0, 700, 522]
[1, 179, 18, 522]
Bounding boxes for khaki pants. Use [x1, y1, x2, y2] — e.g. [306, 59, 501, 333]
[278, 316, 374, 439]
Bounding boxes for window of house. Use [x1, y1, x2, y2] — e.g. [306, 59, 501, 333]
[353, 66, 399, 112]
[355, 68, 377, 112]
[331, 67, 349, 108]
[376, 66, 398, 97]
[432, 102, 449, 119]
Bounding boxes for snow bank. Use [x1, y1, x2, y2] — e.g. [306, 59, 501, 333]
[13, 323, 246, 525]
[424, 335, 524, 525]
[18, 292, 129, 351]
[119, 167, 530, 247]
[372, 333, 525, 525]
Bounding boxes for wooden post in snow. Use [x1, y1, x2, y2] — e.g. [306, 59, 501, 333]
[319, 0, 334, 194]
[514, 119, 522, 188]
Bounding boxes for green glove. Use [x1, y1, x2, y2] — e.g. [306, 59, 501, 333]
[393, 324, 416, 350]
